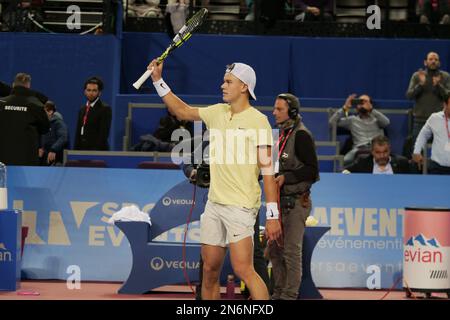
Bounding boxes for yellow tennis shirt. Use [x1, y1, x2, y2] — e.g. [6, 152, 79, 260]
[199, 103, 273, 209]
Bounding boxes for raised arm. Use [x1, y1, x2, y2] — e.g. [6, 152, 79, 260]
[149, 59, 201, 122]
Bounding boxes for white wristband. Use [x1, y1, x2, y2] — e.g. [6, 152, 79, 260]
[153, 78, 171, 97]
[266, 202, 279, 220]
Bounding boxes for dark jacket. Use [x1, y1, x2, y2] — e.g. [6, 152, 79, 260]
[0, 86, 50, 165]
[278, 119, 319, 196]
[345, 154, 411, 174]
[0, 81, 10, 97]
[406, 69, 450, 121]
[74, 99, 112, 151]
[41, 112, 69, 164]
[0, 81, 48, 104]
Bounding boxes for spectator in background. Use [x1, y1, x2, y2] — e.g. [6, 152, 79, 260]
[406, 52, 450, 144]
[125, 0, 162, 18]
[74, 76, 112, 151]
[293, 0, 334, 22]
[131, 111, 191, 152]
[412, 95, 450, 175]
[165, 0, 189, 38]
[260, 0, 288, 26]
[329, 94, 390, 166]
[0, 73, 49, 166]
[39, 101, 68, 166]
[245, 0, 255, 20]
[343, 135, 410, 174]
[418, 0, 450, 24]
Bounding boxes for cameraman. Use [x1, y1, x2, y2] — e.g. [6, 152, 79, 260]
[268, 93, 319, 300]
[182, 138, 270, 299]
[329, 94, 390, 166]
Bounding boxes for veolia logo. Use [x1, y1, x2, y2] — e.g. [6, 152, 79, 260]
[150, 257, 164, 271]
[0, 242, 12, 262]
[162, 197, 194, 206]
[162, 197, 171, 206]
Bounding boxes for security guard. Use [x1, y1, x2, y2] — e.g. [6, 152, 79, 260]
[0, 73, 49, 166]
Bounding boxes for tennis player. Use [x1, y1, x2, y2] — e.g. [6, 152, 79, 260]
[148, 59, 282, 300]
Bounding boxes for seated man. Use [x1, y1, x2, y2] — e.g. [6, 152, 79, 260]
[329, 94, 390, 166]
[412, 95, 450, 175]
[343, 135, 410, 174]
[293, 0, 334, 22]
[418, 0, 450, 24]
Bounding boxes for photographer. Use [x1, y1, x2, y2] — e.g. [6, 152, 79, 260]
[329, 94, 390, 166]
[182, 138, 270, 299]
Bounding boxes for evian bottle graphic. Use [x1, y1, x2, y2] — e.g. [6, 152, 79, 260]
[0, 162, 7, 210]
[403, 207, 450, 297]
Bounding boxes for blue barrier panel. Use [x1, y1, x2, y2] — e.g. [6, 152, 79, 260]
[290, 37, 450, 100]
[66, 154, 177, 168]
[385, 112, 410, 155]
[0, 33, 121, 151]
[122, 33, 292, 97]
[6, 166, 450, 288]
[0, 210, 22, 291]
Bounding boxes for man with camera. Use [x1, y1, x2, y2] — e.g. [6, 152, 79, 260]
[268, 93, 319, 300]
[329, 94, 390, 166]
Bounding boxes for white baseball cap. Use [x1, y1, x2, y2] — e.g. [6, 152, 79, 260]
[225, 63, 257, 100]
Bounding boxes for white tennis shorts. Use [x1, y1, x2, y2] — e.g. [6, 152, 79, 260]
[200, 200, 257, 247]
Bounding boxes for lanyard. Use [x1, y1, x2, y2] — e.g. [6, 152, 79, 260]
[276, 128, 294, 160]
[82, 102, 91, 127]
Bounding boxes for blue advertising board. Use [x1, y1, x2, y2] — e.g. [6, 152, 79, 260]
[5, 166, 450, 289]
[0, 210, 22, 291]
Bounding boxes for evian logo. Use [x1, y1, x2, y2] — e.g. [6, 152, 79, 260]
[0, 242, 12, 262]
[404, 234, 443, 264]
[405, 233, 441, 248]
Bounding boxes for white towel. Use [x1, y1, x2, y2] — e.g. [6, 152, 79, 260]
[108, 205, 151, 226]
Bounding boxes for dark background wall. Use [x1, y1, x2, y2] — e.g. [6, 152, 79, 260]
[1, 32, 449, 151]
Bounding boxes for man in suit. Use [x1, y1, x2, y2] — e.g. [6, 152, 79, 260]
[74, 76, 112, 150]
[343, 135, 410, 174]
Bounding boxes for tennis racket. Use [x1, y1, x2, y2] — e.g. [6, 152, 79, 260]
[133, 8, 208, 90]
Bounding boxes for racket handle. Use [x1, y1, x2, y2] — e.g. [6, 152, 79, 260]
[133, 67, 154, 90]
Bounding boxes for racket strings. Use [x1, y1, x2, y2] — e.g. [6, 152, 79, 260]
[183, 8, 208, 36]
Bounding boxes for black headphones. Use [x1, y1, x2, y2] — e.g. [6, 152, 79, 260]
[278, 93, 300, 119]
